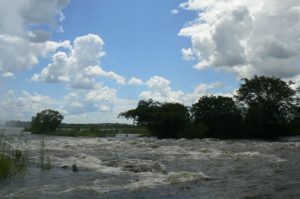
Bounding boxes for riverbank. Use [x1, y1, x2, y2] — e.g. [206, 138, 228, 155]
[24, 123, 150, 138]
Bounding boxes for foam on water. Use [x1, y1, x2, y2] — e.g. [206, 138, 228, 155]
[165, 171, 210, 183]
[233, 151, 287, 162]
[106, 158, 167, 173]
[1, 128, 299, 199]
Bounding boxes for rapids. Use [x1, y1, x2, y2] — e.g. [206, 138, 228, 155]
[1, 127, 300, 199]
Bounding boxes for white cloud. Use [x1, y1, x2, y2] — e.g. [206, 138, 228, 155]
[181, 48, 195, 61]
[179, 0, 300, 78]
[146, 76, 171, 89]
[171, 9, 179, 15]
[139, 76, 224, 104]
[0, 87, 136, 123]
[140, 76, 184, 103]
[0, 0, 70, 77]
[128, 77, 144, 85]
[0, 1, 133, 123]
[0, 78, 229, 123]
[0, 90, 61, 121]
[85, 66, 126, 85]
[32, 34, 126, 88]
[2, 72, 14, 78]
[0, 34, 70, 76]
[0, 0, 70, 36]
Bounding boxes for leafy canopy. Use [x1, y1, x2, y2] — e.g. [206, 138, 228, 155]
[191, 95, 242, 137]
[31, 109, 64, 134]
[120, 76, 300, 139]
[119, 99, 190, 138]
[235, 76, 299, 136]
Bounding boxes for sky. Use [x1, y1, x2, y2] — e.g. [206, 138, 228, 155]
[0, 0, 300, 123]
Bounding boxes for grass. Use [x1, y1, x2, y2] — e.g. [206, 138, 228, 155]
[0, 134, 27, 180]
[0, 155, 15, 179]
[0, 152, 26, 180]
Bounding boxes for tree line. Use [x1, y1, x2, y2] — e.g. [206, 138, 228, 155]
[119, 76, 300, 139]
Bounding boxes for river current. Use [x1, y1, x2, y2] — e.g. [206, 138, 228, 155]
[1, 127, 300, 199]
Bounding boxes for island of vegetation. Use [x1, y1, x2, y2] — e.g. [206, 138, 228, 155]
[120, 76, 300, 139]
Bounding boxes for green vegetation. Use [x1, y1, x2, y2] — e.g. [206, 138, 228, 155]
[119, 100, 190, 138]
[236, 76, 299, 137]
[30, 109, 64, 134]
[0, 135, 27, 180]
[27, 115, 150, 137]
[191, 96, 242, 138]
[120, 76, 300, 139]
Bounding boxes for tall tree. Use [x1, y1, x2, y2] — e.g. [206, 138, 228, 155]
[235, 76, 299, 137]
[191, 95, 242, 138]
[31, 109, 64, 134]
[119, 100, 190, 138]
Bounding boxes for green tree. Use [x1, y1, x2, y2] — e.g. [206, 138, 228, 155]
[31, 109, 64, 134]
[191, 95, 242, 138]
[119, 99, 190, 138]
[235, 76, 299, 137]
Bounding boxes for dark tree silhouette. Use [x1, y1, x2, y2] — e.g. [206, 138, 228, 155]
[191, 95, 242, 138]
[119, 99, 190, 138]
[31, 109, 64, 134]
[120, 76, 300, 139]
[235, 76, 299, 137]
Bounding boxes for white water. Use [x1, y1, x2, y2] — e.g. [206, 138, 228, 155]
[1, 128, 300, 199]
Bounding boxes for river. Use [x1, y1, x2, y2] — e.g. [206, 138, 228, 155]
[1, 127, 300, 199]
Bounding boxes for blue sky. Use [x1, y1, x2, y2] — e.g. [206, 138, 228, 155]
[0, 0, 299, 123]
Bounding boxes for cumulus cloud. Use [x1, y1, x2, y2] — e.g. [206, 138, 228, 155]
[32, 34, 126, 89]
[0, 0, 70, 77]
[0, 90, 61, 121]
[0, 76, 229, 122]
[128, 77, 144, 85]
[139, 76, 224, 104]
[179, 0, 300, 78]
[140, 76, 184, 103]
[181, 48, 195, 61]
[0, 0, 69, 36]
[64, 89, 137, 122]
[0, 87, 136, 123]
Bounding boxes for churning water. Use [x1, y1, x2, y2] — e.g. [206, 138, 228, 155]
[1, 127, 300, 199]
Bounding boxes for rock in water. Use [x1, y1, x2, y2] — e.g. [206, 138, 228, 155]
[72, 164, 78, 172]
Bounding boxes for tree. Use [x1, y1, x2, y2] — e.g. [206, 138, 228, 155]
[119, 99, 160, 127]
[31, 109, 64, 134]
[235, 76, 299, 137]
[119, 99, 190, 138]
[191, 95, 242, 138]
[154, 102, 190, 138]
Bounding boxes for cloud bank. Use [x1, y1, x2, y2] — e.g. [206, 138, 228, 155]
[179, 0, 300, 78]
[0, 0, 71, 76]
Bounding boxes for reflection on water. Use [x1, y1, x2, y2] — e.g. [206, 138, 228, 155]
[1, 128, 300, 199]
